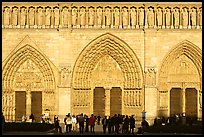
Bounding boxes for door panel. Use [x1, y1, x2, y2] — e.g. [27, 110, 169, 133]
[110, 87, 122, 116]
[15, 91, 26, 121]
[170, 88, 182, 116]
[31, 91, 42, 122]
[185, 88, 197, 118]
[93, 87, 105, 117]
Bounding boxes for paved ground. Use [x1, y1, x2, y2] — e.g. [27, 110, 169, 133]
[2, 124, 202, 135]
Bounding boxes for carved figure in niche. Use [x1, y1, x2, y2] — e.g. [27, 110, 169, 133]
[105, 7, 111, 26]
[12, 7, 18, 26]
[113, 7, 120, 26]
[198, 8, 202, 26]
[29, 7, 35, 26]
[130, 7, 136, 26]
[190, 8, 197, 26]
[79, 7, 86, 26]
[145, 67, 156, 87]
[96, 7, 103, 26]
[165, 8, 171, 27]
[122, 7, 128, 27]
[173, 8, 180, 27]
[62, 7, 68, 26]
[138, 7, 144, 27]
[37, 7, 43, 26]
[88, 7, 94, 26]
[20, 7, 27, 26]
[71, 7, 78, 26]
[156, 7, 163, 27]
[54, 7, 60, 26]
[60, 67, 71, 86]
[45, 7, 51, 26]
[181, 8, 188, 27]
[147, 7, 154, 27]
[4, 7, 10, 26]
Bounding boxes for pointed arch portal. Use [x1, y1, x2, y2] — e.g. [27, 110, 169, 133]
[71, 33, 144, 116]
[2, 40, 56, 122]
[158, 40, 202, 119]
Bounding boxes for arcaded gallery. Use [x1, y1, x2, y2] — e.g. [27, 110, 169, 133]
[2, 2, 202, 124]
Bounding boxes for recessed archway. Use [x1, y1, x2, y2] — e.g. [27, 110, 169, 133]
[2, 36, 56, 121]
[71, 33, 144, 116]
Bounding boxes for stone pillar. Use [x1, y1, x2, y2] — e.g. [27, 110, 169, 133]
[181, 83, 186, 114]
[26, 90, 31, 119]
[105, 88, 110, 116]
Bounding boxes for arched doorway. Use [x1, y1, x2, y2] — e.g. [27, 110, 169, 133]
[2, 36, 56, 122]
[71, 33, 143, 116]
[158, 40, 202, 119]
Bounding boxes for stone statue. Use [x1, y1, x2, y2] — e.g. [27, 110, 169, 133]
[45, 7, 51, 26]
[173, 8, 180, 27]
[88, 7, 94, 26]
[182, 8, 188, 27]
[12, 7, 18, 26]
[96, 7, 103, 26]
[105, 7, 111, 26]
[130, 7, 136, 26]
[20, 7, 27, 26]
[54, 7, 60, 26]
[190, 8, 197, 27]
[198, 8, 202, 26]
[156, 7, 162, 27]
[29, 7, 35, 26]
[79, 7, 86, 26]
[147, 7, 154, 27]
[71, 7, 78, 26]
[113, 7, 120, 26]
[62, 7, 68, 26]
[4, 7, 10, 26]
[37, 7, 43, 26]
[165, 8, 171, 27]
[138, 7, 144, 26]
[122, 7, 128, 27]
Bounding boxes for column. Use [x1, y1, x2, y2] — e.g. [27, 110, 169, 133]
[144, 7, 148, 28]
[181, 82, 185, 114]
[105, 88, 110, 116]
[170, 9, 174, 29]
[26, 90, 31, 120]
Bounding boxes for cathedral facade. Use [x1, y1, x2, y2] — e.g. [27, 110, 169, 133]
[2, 2, 202, 124]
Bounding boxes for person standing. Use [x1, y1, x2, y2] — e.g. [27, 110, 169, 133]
[102, 116, 108, 134]
[129, 115, 136, 134]
[71, 115, 77, 132]
[89, 114, 95, 133]
[54, 115, 62, 134]
[78, 113, 85, 133]
[66, 113, 72, 132]
[97, 114, 101, 125]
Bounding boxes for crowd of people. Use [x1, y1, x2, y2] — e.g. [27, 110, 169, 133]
[53, 113, 145, 134]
